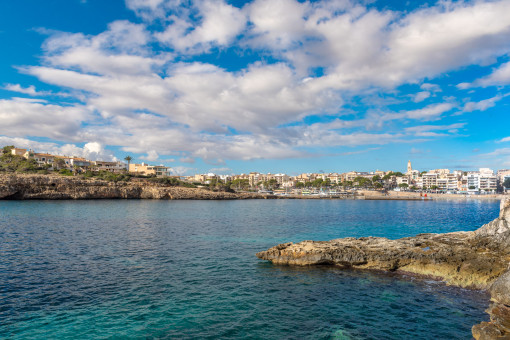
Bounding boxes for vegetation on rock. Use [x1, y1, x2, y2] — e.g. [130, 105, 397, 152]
[0, 147, 47, 174]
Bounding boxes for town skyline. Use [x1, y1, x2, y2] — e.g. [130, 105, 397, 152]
[1, 0, 510, 175]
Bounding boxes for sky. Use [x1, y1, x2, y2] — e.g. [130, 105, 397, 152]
[1, 0, 510, 176]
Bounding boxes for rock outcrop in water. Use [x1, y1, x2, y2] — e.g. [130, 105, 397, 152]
[257, 199, 510, 340]
[0, 174, 264, 200]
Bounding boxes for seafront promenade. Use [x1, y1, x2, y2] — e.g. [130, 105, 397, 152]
[358, 190, 506, 201]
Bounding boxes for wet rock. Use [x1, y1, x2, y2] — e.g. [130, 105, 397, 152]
[257, 198, 510, 340]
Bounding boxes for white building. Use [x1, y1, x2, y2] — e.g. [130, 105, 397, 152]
[467, 169, 497, 193]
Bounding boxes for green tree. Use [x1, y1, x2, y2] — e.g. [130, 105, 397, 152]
[503, 178, 510, 189]
[382, 172, 393, 180]
[0, 152, 39, 173]
[399, 183, 409, 189]
[124, 155, 132, 172]
[311, 178, 324, 188]
[354, 176, 372, 188]
[231, 178, 250, 190]
[267, 179, 279, 189]
[295, 181, 305, 188]
[343, 180, 353, 188]
[2, 145, 14, 154]
[469, 185, 476, 190]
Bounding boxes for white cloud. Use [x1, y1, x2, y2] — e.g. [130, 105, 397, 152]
[208, 167, 232, 174]
[463, 95, 502, 112]
[3, 83, 69, 98]
[0, 98, 91, 140]
[4, 84, 39, 95]
[58, 142, 117, 161]
[405, 103, 455, 120]
[140, 150, 159, 162]
[477, 61, 510, 87]
[179, 156, 195, 164]
[154, 0, 247, 54]
[4, 0, 510, 165]
[405, 123, 466, 134]
[420, 83, 441, 92]
[0, 137, 116, 161]
[170, 166, 196, 176]
[413, 91, 430, 103]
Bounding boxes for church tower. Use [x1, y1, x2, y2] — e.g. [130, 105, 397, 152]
[407, 160, 412, 174]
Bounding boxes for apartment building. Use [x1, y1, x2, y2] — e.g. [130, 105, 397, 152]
[129, 163, 171, 177]
[93, 161, 126, 173]
[421, 173, 438, 188]
[466, 168, 497, 193]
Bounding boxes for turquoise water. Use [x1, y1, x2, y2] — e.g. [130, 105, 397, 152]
[0, 199, 499, 339]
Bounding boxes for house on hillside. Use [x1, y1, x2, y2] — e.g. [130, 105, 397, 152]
[129, 163, 171, 177]
[10, 148, 27, 157]
[93, 160, 126, 173]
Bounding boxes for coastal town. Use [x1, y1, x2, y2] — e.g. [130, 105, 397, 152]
[4, 146, 510, 195]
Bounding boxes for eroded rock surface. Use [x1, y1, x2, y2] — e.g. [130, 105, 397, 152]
[0, 174, 265, 200]
[257, 198, 510, 339]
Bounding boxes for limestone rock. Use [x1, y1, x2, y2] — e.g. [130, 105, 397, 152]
[0, 174, 266, 200]
[475, 199, 510, 249]
[257, 198, 510, 340]
[492, 271, 510, 307]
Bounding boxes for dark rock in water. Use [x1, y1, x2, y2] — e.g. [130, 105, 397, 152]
[257, 198, 510, 340]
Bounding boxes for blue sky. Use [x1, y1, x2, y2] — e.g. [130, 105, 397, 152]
[1, 0, 510, 175]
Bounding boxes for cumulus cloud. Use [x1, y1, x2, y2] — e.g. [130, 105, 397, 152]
[413, 91, 431, 103]
[170, 166, 196, 176]
[140, 150, 159, 162]
[477, 62, 510, 87]
[0, 137, 116, 161]
[0, 98, 91, 140]
[156, 1, 247, 54]
[404, 103, 455, 120]
[4, 0, 510, 165]
[3, 84, 39, 96]
[463, 95, 502, 112]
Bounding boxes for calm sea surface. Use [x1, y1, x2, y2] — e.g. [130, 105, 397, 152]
[0, 199, 500, 339]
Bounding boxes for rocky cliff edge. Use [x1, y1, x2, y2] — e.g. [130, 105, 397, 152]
[0, 174, 264, 200]
[257, 198, 510, 339]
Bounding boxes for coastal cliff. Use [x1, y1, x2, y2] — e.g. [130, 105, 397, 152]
[0, 174, 264, 200]
[257, 199, 510, 339]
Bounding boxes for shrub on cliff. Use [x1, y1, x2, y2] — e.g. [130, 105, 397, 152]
[78, 170, 132, 182]
[0, 153, 41, 173]
[147, 177, 197, 188]
[59, 169, 73, 176]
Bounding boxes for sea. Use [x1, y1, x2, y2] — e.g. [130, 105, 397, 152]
[0, 199, 500, 339]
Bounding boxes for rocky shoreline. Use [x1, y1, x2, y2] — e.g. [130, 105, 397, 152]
[257, 199, 510, 339]
[0, 174, 267, 200]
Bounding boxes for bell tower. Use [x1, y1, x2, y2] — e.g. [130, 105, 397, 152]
[407, 160, 412, 174]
